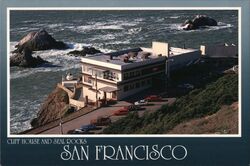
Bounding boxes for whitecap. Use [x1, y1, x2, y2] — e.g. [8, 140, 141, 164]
[127, 27, 142, 35]
[169, 16, 180, 19]
[9, 42, 114, 79]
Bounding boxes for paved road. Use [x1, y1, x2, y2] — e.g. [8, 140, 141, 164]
[42, 101, 130, 134]
[42, 98, 175, 135]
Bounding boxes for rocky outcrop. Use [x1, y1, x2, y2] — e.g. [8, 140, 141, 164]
[67, 46, 102, 57]
[13, 29, 68, 53]
[181, 15, 217, 30]
[31, 87, 69, 127]
[10, 48, 48, 67]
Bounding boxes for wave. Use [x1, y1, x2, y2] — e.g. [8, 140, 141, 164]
[166, 22, 233, 34]
[66, 19, 140, 33]
[9, 42, 114, 79]
[169, 16, 180, 19]
[48, 23, 63, 29]
[10, 98, 43, 133]
[127, 27, 142, 35]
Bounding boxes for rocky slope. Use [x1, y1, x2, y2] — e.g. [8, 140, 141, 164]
[31, 86, 69, 127]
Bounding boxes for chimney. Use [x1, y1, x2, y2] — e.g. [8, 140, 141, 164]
[152, 41, 169, 57]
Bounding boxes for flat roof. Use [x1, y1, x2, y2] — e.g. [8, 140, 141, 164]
[82, 47, 199, 68]
[82, 47, 165, 67]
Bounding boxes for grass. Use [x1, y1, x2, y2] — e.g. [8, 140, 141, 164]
[103, 73, 238, 134]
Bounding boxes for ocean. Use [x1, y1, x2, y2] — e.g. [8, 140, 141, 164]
[9, 10, 238, 133]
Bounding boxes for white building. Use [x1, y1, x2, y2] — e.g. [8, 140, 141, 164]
[80, 42, 201, 103]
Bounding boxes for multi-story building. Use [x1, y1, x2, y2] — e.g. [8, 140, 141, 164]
[81, 42, 201, 102]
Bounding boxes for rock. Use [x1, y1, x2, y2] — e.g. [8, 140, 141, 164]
[31, 87, 69, 127]
[10, 48, 48, 67]
[181, 15, 217, 30]
[13, 29, 68, 53]
[67, 46, 102, 57]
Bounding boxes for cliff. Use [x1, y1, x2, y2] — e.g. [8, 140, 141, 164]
[31, 86, 69, 127]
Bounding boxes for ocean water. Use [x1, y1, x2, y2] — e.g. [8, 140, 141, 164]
[9, 10, 238, 133]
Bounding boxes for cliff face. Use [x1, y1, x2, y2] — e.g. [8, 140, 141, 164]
[31, 87, 69, 127]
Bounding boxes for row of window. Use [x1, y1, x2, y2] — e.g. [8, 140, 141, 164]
[82, 65, 120, 81]
[123, 64, 165, 80]
[123, 79, 152, 92]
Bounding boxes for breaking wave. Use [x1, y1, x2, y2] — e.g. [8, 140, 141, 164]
[9, 42, 113, 79]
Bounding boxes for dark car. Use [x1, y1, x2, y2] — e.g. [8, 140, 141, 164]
[67, 129, 94, 134]
[90, 116, 111, 126]
[80, 124, 102, 131]
[124, 105, 142, 111]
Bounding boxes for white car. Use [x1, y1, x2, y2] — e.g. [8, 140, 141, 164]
[134, 99, 148, 106]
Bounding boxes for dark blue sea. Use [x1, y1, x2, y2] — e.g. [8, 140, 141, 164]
[9, 10, 238, 133]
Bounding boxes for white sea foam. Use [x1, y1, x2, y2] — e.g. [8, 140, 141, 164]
[169, 16, 180, 19]
[9, 42, 114, 79]
[67, 19, 140, 33]
[48, 23, 63, 29]
[10, 98, 43, 133]
[127, 27, 142, 35]
[167, 22, 233, 33]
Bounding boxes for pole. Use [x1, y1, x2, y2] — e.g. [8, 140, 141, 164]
[58, 103, 63, 134]
[95, 73, 98, 107]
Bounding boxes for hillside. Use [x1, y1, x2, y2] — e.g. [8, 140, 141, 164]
[168, 102, 238, 134]
[103, 73, 238, 134]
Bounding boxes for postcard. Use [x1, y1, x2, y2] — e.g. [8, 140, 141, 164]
[1, 0, 250, 165]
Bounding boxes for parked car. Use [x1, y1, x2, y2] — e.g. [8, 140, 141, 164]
[134, 99, 148, 106]
[124, 105, 142, 111]
[67, 129, 94, 134]
[112, 108, 129, 116]
[178, 83, 194, 89]
[145, 95, 162, 102]
[80, 124, 101, 131]
[90, 116, 111, 126]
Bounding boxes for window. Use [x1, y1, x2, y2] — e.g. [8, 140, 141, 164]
[129, 84, 135, 90]
[84, 76, 92, 84]
[136, 82, 140, 88]
[147, 79, 151, 85]
[124, 85, 129, 92]
[141, 80, 145, 86]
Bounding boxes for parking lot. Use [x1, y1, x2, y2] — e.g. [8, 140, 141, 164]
[42, 97, 175, 135]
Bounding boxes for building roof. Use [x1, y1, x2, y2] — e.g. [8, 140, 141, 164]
[81, 46, 200, 70]
[83, 47, 164, 66]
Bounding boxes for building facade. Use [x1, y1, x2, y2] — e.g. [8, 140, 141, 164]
[80, 42, 201, 102]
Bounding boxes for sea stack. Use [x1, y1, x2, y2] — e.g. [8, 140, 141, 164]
[10, 47, 48, 67]
[181, 15, 218, 30]
[13, 29, 68, 53]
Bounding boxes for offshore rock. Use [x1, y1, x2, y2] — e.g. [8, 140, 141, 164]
[67, 46, 102, 57]
[10, 48, 48, 67]
[13, 29, 68, 53]
[182, 15, 217, 30]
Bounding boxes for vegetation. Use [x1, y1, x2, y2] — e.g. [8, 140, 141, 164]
[103, 73, 238, 134]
